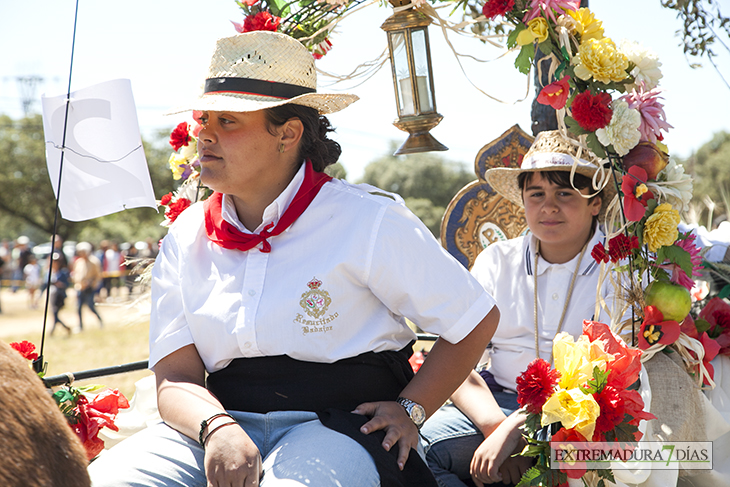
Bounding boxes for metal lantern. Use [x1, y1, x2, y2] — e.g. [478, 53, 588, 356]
[381, 0, 447, 155]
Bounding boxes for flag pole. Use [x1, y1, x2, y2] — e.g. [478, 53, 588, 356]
[34, 0, 81, 375]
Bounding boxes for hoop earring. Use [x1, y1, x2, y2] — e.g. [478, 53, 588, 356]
[279, 143, 285, 154]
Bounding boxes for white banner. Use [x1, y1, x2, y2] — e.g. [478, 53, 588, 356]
[41, 79, 156, 222]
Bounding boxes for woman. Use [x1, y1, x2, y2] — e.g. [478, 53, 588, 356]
[89, 31, 499, 487]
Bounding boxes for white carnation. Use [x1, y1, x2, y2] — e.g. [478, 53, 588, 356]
[596, 100, 641, 156]
[620, 39, 663, 91]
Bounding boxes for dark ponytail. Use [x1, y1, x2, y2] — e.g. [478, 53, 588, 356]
[264, 104, 341, 172]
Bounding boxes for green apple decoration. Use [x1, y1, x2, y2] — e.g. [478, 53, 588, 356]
[644, 280, 691, 322]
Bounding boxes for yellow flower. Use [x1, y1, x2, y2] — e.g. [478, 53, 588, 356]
[572, 37, 628, 84]
[552, 333, 608, 390]
[643, 203, 680, 252]
[168, 153, 187, 180]
[517, 18, 550, 46]
[566, 8, 604, 41]
[635, 183, 648, 198]
[542, 388, 600, 441]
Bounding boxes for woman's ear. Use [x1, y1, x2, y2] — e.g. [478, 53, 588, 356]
[280, 118, 304, 153]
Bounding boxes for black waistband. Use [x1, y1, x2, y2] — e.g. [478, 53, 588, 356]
[204, 77, 316, 99]
[206, 344, 438, 487]
[206, 345, 414, 413]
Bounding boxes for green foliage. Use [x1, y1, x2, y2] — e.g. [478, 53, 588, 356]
[0, 115, 176, 244]
[579, 366, 609, 395]
[682, 131, 730, 225]
[358, 144, 474, 238]
[325, 162, 348, 180]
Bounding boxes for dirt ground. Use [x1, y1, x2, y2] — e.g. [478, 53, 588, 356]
[0, 286, 151, 339]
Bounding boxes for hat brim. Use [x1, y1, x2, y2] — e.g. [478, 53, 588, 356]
[165, 91, 359, 116]
[485, 164, 617, 221]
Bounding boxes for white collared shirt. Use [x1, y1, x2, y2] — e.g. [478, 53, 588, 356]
[149, 164, 496, 372]
[471, 230, 615, 391]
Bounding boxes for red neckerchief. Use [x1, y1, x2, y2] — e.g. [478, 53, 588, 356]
[204, 160, 332, 253]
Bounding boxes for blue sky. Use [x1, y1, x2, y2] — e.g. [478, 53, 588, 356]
[2, 0, 729, 181]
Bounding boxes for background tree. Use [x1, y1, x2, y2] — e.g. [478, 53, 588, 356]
[0, 115, 176, 245]
[680, 131, 730, 227]
[358, 142, 474, 238]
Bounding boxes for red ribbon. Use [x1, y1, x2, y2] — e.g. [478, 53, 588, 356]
[204, 160, 332, 253]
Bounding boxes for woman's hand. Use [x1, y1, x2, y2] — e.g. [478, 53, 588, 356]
[204, 424, 263, 487]
[469, 417, 526, 486]
[352, 401, 419, 470]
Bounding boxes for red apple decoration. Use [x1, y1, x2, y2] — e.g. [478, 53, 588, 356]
[622, 142, 669, 180]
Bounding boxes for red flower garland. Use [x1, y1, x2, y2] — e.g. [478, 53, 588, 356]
[482, 0, 515, 19]
[9, 340, 39, 361]
[169, 122, 191, 151]
[244, 11, 281, 32]
[571, 91, 613, 132]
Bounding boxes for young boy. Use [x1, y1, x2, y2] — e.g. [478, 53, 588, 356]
[422, 131, 617, 487]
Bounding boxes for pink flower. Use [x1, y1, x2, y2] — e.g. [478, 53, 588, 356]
[621, 84, 673, 144]
[621, 166, 654, 221]
[525, 0, 579, 22]
[655, 235, 702, 290]
[537, 76, 571, 109]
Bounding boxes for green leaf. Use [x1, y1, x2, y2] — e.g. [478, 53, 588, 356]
[720, 285, 730, 299]
[656, 245, 693, 279]
[695, 318, 712, 334]
[538, 40, 554, 56]
[508, 25, 525, 49]
[579, 366, 609, 395]
[586, 132, 607, 158]
[514, 43, 535, 75]
[564, 116, 590, 136]
[515, 465, 546, 487]
[52, 389, 75, 405]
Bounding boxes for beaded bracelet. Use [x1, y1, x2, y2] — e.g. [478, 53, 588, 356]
[199, 412, 236, 447]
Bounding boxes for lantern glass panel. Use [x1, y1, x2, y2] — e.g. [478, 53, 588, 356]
[390, 32, 415, 116]
[411, 28, 433, 113]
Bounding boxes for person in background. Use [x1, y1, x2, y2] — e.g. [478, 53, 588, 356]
[12, 236, 32, 292]
[49, 252, 72, 336]
[71, 242, 103, 330]
[23, 253, 41, 308]
[88, 30, 500, 487]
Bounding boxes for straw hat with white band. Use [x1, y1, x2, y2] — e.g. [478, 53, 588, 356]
[485, 130, 615, 220]
[167, 31, 358, 115]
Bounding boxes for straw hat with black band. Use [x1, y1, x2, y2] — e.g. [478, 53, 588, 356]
[167, 31, 358, 115]
[485, 130, 615, 220]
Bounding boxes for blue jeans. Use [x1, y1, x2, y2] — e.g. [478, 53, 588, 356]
[89, 410, 383, 486]
[421, 391, 519, 487]
[77, 288, 102, 329]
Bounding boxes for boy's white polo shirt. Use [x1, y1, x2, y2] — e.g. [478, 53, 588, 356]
[149, 163, 496, 372]
[471, 230, 612, 392]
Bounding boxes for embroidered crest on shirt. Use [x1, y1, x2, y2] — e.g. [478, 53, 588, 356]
[295, 277, 338, 335]
[299, 278, 332, 319]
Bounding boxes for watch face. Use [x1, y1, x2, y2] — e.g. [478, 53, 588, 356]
[410, 404, 426, 426]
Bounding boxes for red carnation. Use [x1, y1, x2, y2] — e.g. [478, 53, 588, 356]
[243, 11, 281, 33]
[165, 197, 191, 223]
[160, 192, 173, 206]
[516, 358, 560, 415]
[169, 122, 191, 151]
[591, 242, 609, 264]
[9, 340, 38, 361]
[482, 0, 515, 19]
[592, 384, 625, 440]
[571, 90, 613, 132]
[607, 233, 639, 263]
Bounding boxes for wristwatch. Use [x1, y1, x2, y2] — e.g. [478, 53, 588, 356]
[396, 396, 426, 429]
